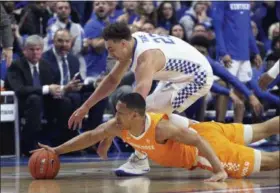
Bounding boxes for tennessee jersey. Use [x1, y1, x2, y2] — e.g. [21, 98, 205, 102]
[121, 113, 197, 169]
[121, 113, 257, 178]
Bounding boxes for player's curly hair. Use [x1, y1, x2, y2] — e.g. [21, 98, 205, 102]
[102, 22, 132, 42]
[119, 93, 146, 116]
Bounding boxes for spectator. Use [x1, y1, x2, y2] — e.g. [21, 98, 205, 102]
[0, 2, 14, 67]
[2, 1, 17, 24]
[107, 1, 124, 22]
[4, 35, 66, 155]
[251, 1, 280, 51]
[169, 24, 187, 42]
[42, 29, 107, 138]
[47, 2, 81, 27]
[251, 21, 266, 60]
[83, 1, 111, 79]
[138, 1, 157, 26]
[157, 1, 177, 31]
[19, 1, 51, 36]
[191, 24, 216, 58]
[267, 22, 280, 53]
[212, 1, 263, 122]
[190, 35, 263, 122]
[46, 1, 57, 26]
[180, 1, 211, 40]
[154, 27, 169, 35]
[141, 22, 155, 34]
[44, 1, 86, 78]
[266, 36, 280, 65]
[117, 1, 140, 25]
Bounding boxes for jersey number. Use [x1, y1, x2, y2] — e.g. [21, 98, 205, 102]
[149, 34, 175, 44]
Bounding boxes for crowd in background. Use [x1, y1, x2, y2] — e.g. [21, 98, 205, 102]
[0, 1, 279, 156]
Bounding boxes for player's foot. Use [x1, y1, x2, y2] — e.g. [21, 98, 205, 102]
[114, 153, 150, 176]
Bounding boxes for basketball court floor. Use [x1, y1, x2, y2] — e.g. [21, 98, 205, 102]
[1, 151, 279, 193]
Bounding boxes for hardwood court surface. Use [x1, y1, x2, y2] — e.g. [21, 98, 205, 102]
[1, 155, 279, 193]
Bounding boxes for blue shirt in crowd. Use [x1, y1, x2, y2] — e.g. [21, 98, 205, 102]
[212, 1, 259, 60]
[84, 17, 108, 77]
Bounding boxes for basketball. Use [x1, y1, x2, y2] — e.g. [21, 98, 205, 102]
[28, 149, 60, 179]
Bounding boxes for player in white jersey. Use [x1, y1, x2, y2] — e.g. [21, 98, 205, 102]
[68, 22, 214, 176]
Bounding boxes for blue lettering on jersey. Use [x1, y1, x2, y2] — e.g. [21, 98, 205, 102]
[229, 3, 250, 10]
[149, 34, 175, 44]
[139, 35, 149, 43]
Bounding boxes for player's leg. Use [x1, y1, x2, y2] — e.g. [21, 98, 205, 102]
[232, 89, 245, 123]
[215, 79, 230, 122]
[228, 60, 246, 122]
[221, 145, 279, 178]
[250, 116, 280, 143]
[173, 72, 214, 113]
[260, 151, 280, 171]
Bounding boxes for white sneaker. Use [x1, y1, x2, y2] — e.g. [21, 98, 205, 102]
[114, 153, 150, 176]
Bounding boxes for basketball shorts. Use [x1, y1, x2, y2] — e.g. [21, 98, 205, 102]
[146, 71, 214, 114]
[190, 122, 261, 178]
[226, 60, 252, 83]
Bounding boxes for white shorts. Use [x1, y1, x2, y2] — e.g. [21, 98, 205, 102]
[146, 73, 214, 115]
[227, 60, 252, 82]
[243, 124, 261, 173]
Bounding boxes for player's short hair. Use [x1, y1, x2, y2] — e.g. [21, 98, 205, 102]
[102, 22, 132, 42]
[119, 93, 146, 116]
[189, 35, 210, 49]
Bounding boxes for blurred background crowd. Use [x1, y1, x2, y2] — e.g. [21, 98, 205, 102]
[0, 1, 279, 156]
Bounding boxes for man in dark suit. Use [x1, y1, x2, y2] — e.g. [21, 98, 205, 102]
[5, 35, 69, 155]
[42, 29, 107, 136]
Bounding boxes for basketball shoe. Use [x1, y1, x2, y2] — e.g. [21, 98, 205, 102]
[114, 153, 150, 176]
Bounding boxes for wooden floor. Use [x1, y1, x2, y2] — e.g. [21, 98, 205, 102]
[1, 155, 279, 193]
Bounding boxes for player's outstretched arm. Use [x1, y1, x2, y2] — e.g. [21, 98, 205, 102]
[156, 119, 227, 182]
[32, 119, 120, 155]
[82, 60, 131, 110]
[68, 60, 131, 129]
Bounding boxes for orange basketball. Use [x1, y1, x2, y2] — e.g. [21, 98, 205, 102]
[28, 149, 60, 179]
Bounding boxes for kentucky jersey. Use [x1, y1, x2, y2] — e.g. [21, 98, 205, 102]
[130, 32, 213, 84]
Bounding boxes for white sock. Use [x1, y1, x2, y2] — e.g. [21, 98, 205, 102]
[135, 150, 147, 159]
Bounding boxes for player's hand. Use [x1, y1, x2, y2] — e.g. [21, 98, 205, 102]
[249, 94, 263, 116]
[222, 55, 232, 68]
[205, 170, 228, 182]
[30, 143, 57, 155]
[229, 90, 244, 109]
[68, 105, 89, 130]
[258, 72, 274, 91]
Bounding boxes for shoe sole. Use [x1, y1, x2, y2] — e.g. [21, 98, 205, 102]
[114, 169, 150, 177]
